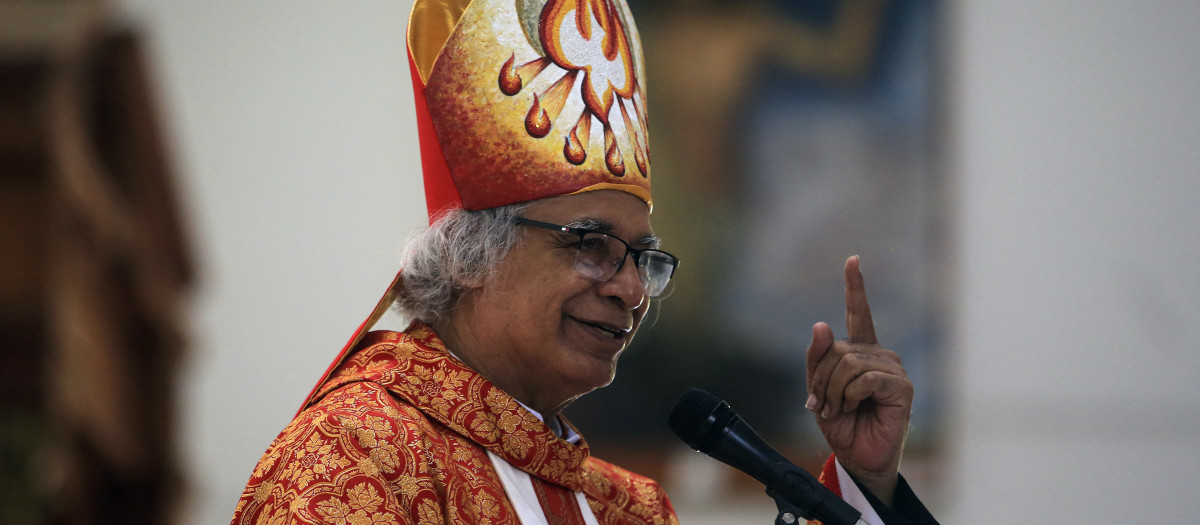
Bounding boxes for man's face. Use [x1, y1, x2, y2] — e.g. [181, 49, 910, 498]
[450, 190, 655, 413]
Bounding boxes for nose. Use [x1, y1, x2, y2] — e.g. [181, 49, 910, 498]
[598, 253, 646, 309]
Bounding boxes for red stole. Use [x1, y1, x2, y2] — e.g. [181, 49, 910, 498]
[532, 476, 589, 525]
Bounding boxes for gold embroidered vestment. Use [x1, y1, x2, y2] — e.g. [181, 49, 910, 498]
[232, 325, 678, 524]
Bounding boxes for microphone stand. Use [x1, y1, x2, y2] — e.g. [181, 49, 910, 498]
[763, 463, 864, 525]
[769, 490, 868, 525]
[769, 487, 811, 525]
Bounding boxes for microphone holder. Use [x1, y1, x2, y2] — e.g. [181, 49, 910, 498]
[770, 491, 865, 525]
[764, 465, 863, 525]
[769, 487, 811, 525]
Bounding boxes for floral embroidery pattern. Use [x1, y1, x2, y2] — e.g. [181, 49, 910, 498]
[231, 327, 679, 525]
[315, 483, 401, 525]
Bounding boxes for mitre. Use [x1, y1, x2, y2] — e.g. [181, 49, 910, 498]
[300, 0, 654, 411]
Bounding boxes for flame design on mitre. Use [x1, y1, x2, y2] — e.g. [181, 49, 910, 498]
[408, 0, 651, 219]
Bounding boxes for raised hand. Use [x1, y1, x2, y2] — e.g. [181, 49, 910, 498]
[804, 255, 913, 506]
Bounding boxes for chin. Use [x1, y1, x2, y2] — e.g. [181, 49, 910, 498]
[565, 360, 619, 396]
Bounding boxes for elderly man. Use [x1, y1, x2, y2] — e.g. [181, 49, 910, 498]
[232, 0, 934, 524]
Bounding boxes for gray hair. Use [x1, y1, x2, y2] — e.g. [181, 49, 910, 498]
[393, 203, 530, 323]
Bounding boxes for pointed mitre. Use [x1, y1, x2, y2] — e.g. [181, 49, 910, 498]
[299, 0, 653, 412]
[409, 0, 652, 219]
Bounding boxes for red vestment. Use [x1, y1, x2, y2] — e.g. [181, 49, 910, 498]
[231, 325, 678, 524]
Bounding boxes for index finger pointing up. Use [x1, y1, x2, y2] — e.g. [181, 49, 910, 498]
[844, 255, 878, 344]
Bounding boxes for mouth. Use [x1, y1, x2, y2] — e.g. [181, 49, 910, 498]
[570, 316, 631, 340]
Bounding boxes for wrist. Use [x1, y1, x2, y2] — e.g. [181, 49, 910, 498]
[856, 474, 898, 508]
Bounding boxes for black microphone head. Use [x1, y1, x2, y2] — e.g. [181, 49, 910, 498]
[668, 388, 725, 449]
[667, 388, 862, 525]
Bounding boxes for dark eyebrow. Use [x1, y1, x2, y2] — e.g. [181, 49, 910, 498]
[639, 234, 663, 250]
[565, 217, 614, 232]
[565, 217, 661, 249]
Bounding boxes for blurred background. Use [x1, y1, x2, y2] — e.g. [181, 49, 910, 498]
[1, 0, 1197, 523]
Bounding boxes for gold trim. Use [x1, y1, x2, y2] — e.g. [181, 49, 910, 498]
[565, 183, 653, 212]
[408, 0, 475, 84]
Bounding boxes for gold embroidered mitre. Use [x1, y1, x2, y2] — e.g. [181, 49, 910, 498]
[408, 0, 652, 219]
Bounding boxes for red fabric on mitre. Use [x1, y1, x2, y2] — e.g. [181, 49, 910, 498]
[409, 0, 652, 217]
[408, 41, 461, 224]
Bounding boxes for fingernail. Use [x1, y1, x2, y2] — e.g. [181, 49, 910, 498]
[821, 405, 830, 419]
[854, 255, 862, 272]
[805, 393, 817, 411]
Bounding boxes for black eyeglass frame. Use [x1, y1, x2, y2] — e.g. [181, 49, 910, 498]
[514, 217, 679, 296]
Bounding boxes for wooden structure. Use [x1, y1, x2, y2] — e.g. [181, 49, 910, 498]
[0, 1, 194, 523]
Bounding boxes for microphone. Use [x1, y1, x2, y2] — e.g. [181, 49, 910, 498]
[668, 388, 863, 525]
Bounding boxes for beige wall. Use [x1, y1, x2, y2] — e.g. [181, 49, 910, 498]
[115, 0, 1200, 522]
[113, 1, 426, 522]
[946, 1, 1200, 521]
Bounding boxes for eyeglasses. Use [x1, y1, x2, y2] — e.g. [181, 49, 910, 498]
[514, 218, 679, 297]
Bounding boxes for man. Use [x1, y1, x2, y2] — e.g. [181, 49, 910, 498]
[232, 0, 935, 523]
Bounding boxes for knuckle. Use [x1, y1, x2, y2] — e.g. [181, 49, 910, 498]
[841, 352, 864, 369]
[808, 376, 825, 392]
[856, 370, 881, 388]
[831, 340, 854, 357]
